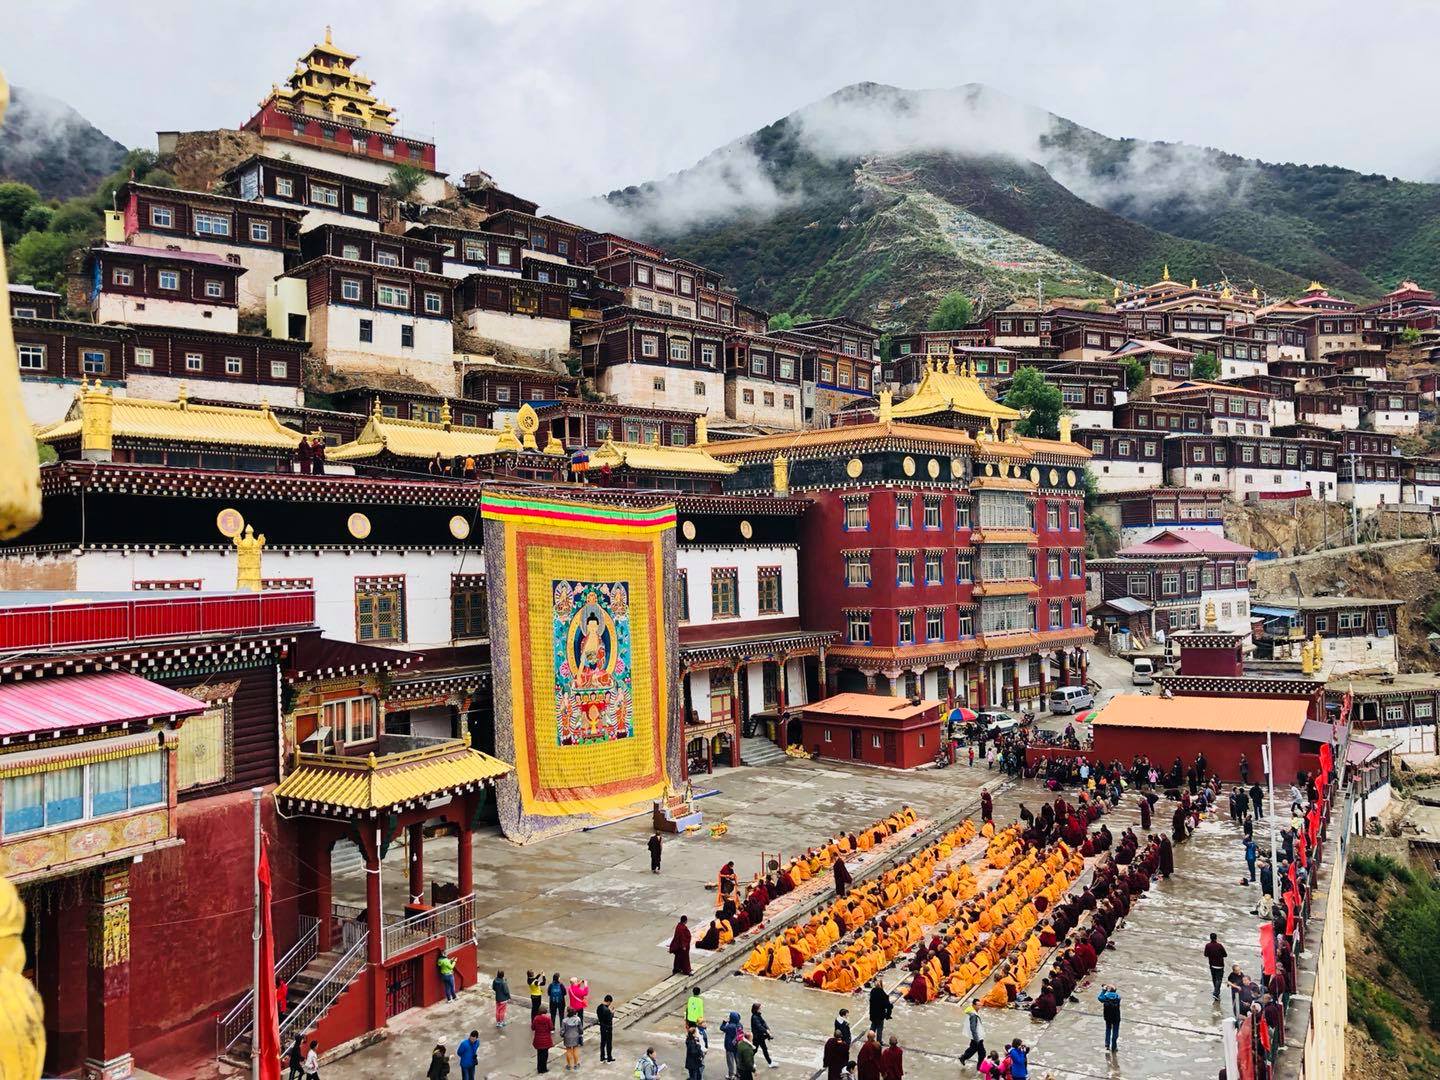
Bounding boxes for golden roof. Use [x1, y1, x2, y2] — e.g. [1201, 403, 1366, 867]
[274, 738, 511, 814]
[36, 380, 304, 450]
[326, 405, 507, 462]
[588, 438, 737, 476]
[890, 356, 1022, 422]
[268, 27, 397, 132]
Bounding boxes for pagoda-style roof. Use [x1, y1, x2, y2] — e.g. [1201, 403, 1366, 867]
[274, 735, 510, 817]
[36, 382, 303, 451]
[267, 27, 397, 132]
[587, 438, 737, 477]
[891, 356, 1022, 423]
[327, 403, 527, 463]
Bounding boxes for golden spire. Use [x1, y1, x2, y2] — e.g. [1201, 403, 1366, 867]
[1300, 639, 1314, 675]
[439, 399, 452, 428]
[1191, 278, 1198, 289]
[1162, 264, 1170, 281]
[1312, 630, 1324, 662]
[1113, 284, 1121, 300]
[773, 454, 790, 496]
[234, 524, 265, 593]
[1204, 599, 1217, 629]
[1251, 286, 1259, 300]
[878, 389, 893, 425]
[693, 415, 708, 446]
[324, 24, 333, 44]
[372, 395, 382, 419]
[177, 381, 188, 408]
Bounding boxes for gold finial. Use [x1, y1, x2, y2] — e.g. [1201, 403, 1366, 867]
[324, 24, 333, 44]
[1251, 286, 1259, 300]
[1204, 599, 1217, 628]
[233, 524, 265, 593]
[495, 418, 521, 452]
[945, 354, 956, 375]
[1113, 284, 1121, 300]
[1220, 284, 1233, 300]
[878, 389, 893, 425]
[1191, 278, 1198, 290]
[515, 402, 539, 450]
[462, 726, 472, 748]
[543, 432, 564, 456]
[1059, 415, 1072, 444]
[693, 415, 708, 446]
[649, 430, 661, 447]
[988, 414, 1000, 435]
[1307, 281, 1325, 293]
[177, 382, 188, 408]
[440, 399, 452, 427]
[1161, 264, 1170, 281]
[80, 379, 115, 458]
[1312, 630, 1324, 662]
[773, 453, 790, 496]
[1300, 639, 1314, 675]
[372, 395, 382, 419]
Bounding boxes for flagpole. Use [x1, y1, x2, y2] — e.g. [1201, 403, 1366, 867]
[251, 785, 263, 1079]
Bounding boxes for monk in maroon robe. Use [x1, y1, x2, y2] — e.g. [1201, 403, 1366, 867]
[856, 1034, 883, 1080]
[669, 916, 693, 974]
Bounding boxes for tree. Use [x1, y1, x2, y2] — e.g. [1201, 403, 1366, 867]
[1121, 356, 1147, 391]
[386, 163, 427, 201]
[0, 181, 40, 244]
[1191, 351, 1219, 381]
[768, 312, 795, 331]
[1402, 327, 1423, 346]
[928, 291, 973, 331]
[20, 204, 54, 233]
[9, 230, 82, 291]
[47, 198, 102, 236]
[1003, 366, 1064, 439]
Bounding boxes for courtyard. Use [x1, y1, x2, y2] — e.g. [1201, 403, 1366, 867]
[331, 734, 1272, 1080]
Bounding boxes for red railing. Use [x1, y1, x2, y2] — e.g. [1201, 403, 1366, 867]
[0, 591, 315, 652]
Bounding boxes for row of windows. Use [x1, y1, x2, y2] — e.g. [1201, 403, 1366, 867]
[17, 343, 288, 380]
[3, 751, 165, 838]
[339, 279, 446, 314]
[1124, 564, 1247, 596]
[353, 578, 490, 645]
[677, 567, 784, 621]
[1185, 444, 1335, 468]
[843, 598, 1084, 645]
[739, 387, 797, 410]
[638, 336, 719, 365]
[149, 204, 274, 243]
[111, 266, 229, 298]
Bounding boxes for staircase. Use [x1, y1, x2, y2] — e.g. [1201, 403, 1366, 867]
[286, 947, 349, 1009]
[740, 736, 789, 767]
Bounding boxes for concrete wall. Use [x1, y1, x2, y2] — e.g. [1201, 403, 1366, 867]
[1317, 634, 1399, 678]
[676, 545, 800, 624]
[20, 378, 92, 426]
[1090, 460, 1164, 494]
[1300, 833, 1347, 1080]
[257, 138, 449, 203]
[126, 372, 304, 408]
[94, 294, 239, 334]
[1068, 408, 1112, 430]
[1200, 586, 1253, 637]
[312, 305, 456, 394]
[1369, 409, 1420, 435]
[598, 363, 725, 418]
[725, 375, 802, 429]
[463, 309, 570, 354]
[1339, 481, 1402, 509]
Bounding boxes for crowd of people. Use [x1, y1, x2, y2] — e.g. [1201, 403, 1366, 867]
[701, 808, 919, 954]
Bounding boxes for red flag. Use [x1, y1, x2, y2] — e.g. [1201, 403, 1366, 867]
[1287, 861, 1297, 891]
[1285, 893, 1296, 936]
[256, 834, 282, 1080]
[1297, 835, 1307, 869]
[1259, 923, 1275, 977]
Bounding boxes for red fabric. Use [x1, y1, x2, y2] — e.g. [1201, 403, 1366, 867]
[1285, 892, 1297, 936]
[257, 835, 282, 1080]
[1287, 862, 1297, 891]
[1297, 836, 1307, 869]
[1236, 1016, 1257, 1080]
[1258, 1015, 1272, 1051]
[1319, 742, 1332, 772]
[1259, 923, 1275, 977]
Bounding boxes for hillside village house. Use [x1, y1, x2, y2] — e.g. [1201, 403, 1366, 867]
[1089, 529, 1255, 640]
[1252, 596, 1403, 677]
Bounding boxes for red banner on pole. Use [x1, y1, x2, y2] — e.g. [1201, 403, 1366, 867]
[257, 834, 282, 1080]
[1259, 923, 1275, 977]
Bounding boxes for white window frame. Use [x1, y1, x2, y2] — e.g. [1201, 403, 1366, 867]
[225, 355, 242, 375]
[185, 352, 203, 372]
[17, 344, 44, 370]
[193, 211, 231, 237]
[249, 220, 271, 243]
[269, 361, 289, 379]
[341, 278, 363, 302]
[158, 269, 179, 291]
[377, 283, 410, 309]
[150, 205, 174, 228]
[424, 291, 444, 315]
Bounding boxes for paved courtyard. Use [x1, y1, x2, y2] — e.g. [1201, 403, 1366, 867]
[331, 731, 1276, 1080]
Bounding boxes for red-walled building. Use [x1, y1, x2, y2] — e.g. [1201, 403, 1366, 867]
[710, 369, 1093, 709]
[798, 693, 943, 768]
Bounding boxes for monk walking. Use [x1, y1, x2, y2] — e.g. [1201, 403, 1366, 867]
[879, 1036, 903, 1080]
[834, 856, 853, 899]
[856, 1033, 882, 1080]
[649, 832, 663, 874]
[670, 915, 693, 975]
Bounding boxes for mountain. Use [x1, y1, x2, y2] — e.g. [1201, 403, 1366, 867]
[593, 84, 1437, 325]
[0, 85, 128, 199]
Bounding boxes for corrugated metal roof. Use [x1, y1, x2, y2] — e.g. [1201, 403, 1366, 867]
[274, 741, 510, 812]
[37, 391, 305, 450]
[588, 439, 736, 476]
[326, 414, 506, 462]
[0, 672, 205, 738]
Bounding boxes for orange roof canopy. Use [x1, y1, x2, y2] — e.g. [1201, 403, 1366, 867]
[802, 692, 944, 721]
[1093, 694, 1308, 735]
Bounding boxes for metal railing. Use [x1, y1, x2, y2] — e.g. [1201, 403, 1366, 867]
[279, 929, 371, 1047]
[216, 914, 320, 1057]
[382, 893, 475, 961]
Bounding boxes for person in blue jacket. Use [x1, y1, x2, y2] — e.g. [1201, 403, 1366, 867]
[1098, 985, 1122, 1052]
[456, 1030, 481, 1080]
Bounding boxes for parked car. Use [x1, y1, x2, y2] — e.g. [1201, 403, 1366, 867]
[1048, 685, 1094, 714]
[975, 710, 1022, 734]
[1131, 657, 1155, 686]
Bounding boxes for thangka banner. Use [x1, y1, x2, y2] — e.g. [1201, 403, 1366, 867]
[482, 491, 680, 840]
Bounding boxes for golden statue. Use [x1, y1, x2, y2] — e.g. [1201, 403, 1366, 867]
[878, 389, 893, 425]
[1058, 415, 1073, 444]
[773, 454, 790, 496]
[693, 415, 708, 446]
[234, 524, 266, 592]
[1204, 599, 1218, 628]
[1300, 639, 1315, 675]
[1112, 284, 1121, 300]
[495, 418, 521, 452]
[1312, 631, 1324, 662]
[543, 432, 564, 456]
[0, 876, 43, 1080]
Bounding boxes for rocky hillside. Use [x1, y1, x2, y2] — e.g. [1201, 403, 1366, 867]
[597, 83, 1440, 324]
[0, 85, 127, 199]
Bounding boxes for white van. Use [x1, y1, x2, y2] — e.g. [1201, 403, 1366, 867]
[1048, 685, 1094, 714]
[1131, 657, 1155, 686]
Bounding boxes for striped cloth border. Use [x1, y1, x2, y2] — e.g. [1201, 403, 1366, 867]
[481, 491, 676, 532]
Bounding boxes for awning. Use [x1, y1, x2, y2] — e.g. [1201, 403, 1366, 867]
[1096, 597, 1152, 615]
[1251, 605, 1299, 619]
[1300, 719, 1338, 745]
[274, 738, 511, 816]
[0, 672, 205, 739]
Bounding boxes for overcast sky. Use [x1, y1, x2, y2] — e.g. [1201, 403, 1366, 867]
[7, 0, 1437, 212]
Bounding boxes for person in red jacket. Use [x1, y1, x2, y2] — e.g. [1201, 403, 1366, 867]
[879, 1036, 903, 1080]
[1203, 934, 1228, 1001]
[532, 1010, 554, 1074]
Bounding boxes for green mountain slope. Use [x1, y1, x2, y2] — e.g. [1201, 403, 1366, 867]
[599, 83, 1434, 323]
[0, 85, 128, 200]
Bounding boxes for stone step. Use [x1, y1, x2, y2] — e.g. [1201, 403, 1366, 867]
[739, 737, 790, 767]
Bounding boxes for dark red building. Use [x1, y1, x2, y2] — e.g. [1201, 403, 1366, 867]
[798, 693, 943, 768]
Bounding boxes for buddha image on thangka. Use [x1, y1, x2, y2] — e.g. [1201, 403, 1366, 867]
[553, 580, 635, 745]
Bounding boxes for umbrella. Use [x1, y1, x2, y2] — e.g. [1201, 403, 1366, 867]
[1075, 709, 1099, 724]
[949, 706, 978, 724]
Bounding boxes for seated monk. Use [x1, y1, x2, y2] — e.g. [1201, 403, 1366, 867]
[905, 970, 932, 1003]
[1029, 982, 1058, 1021]
[697, 919, 722, 950]
[740, 943, 771, 975]
[717, 918, 735, 946]
[767, 941, 793, 976]
[980, 974, 1017, 1008]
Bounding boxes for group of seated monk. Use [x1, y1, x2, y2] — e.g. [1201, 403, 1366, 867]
[708, 807, 919, 954]
[740, 816, 972, 983]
